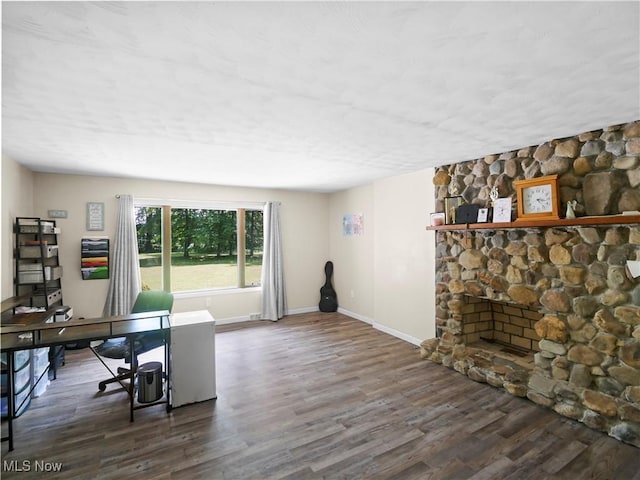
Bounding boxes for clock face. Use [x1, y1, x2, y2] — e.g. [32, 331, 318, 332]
[522, 185, 552, 214]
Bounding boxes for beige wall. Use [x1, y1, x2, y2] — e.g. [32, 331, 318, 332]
[2, 158, 436, 344]
[16, 173, 330, 321]
[328, 185, 375, 319]
[373, 169, 436, 343]
[328, 168, 437, 344]
[1, 155, 35, 300]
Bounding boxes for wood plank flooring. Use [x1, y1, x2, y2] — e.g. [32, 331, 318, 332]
[2, 312, 639, 479]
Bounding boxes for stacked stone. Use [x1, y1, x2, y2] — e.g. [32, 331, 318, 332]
[425, 120, 640, 447]
[420, 339, 531, 398]
[433, 120, 640, 217]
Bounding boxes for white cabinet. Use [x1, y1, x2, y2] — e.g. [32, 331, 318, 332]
[169, 311, 216, 408]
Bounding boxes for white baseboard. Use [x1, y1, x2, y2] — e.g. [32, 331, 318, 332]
[216, 306, 320, 325]
[288, 306, 320, 315]
[216, 306, 422, 347]
[337, 307, 373, 325]
[338, 307, 421, 346]
[216, 315, 254, 325]
[372, 321, 422, 346]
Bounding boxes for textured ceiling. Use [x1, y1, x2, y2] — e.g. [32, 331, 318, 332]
[2, 2, 639, 192]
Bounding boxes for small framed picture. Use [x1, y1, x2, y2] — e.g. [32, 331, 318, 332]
[430, 212, 445, 226]
[444, 196, 463, 225]
[86, 202, 105, 231]
[477, 208, 489, 223]
[492, 198, 513, 223]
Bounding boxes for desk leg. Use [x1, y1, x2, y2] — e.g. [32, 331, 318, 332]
[129, 335, 135, 423]
[165, 328, 171, 413]
[6, 353, 14, 451]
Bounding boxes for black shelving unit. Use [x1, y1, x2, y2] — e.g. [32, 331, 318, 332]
[14, 217, 65, 377]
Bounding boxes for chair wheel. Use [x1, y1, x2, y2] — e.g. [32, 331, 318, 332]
[98, 382, 107, 392]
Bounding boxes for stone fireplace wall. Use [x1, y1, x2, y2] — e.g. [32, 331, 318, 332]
[420, 120, 640, 447]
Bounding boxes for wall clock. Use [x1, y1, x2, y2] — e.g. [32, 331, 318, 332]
[492, 198, 512, 223]
[513, 174, 560, 221]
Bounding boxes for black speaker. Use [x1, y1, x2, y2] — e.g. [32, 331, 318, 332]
[455, 204, 480, 224]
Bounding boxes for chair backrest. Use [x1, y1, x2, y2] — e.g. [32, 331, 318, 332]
[131, 290, 174, 314]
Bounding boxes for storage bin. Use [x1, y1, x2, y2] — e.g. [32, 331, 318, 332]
[14, 383, 31, 417]
[20, 266, 63, 283]
[20, 244, 58, 259]
[14, 350, 30, 371]
[14, 364, 31, 392]
[19, 270, 44, 283]
[32, 289, 62, 307]
[32, 377, 49, 398]
[18, 221, 55, 234]
[18, 262, 43, 271]
[0, 387, 29, 418]
[32, 348, 50, 373]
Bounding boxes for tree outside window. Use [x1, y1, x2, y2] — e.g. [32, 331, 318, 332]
[136, 205, 263, 292]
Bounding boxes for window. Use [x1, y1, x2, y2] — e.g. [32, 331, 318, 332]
[135, 204, 263, 292]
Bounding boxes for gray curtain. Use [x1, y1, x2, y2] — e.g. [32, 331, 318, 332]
[103, 194, 141, 316]
[260, 201, 287, 321]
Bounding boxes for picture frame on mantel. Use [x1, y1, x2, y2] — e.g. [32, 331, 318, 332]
[492, 198, 512, 223]
[444, 196, 463, 224]
[477, 207, 489, 223]
[86, 202, 104, 231]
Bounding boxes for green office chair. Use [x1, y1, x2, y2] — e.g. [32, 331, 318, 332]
[93, 290, 174, 392]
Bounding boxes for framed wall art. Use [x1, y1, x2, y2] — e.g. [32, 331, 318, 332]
[86, 202, 104, 231]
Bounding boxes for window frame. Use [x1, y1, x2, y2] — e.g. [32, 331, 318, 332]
[134, 198, 264, 296]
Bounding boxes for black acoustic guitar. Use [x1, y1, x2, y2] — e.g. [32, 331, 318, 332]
[319, 261, 338, 312]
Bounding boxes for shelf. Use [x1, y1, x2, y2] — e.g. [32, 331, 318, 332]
[426, 214, 640, 231]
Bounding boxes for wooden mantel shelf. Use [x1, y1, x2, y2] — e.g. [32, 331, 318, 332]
[426, 214, 640, 231]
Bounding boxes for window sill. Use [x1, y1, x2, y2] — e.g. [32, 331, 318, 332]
[173, 286, 261, 299]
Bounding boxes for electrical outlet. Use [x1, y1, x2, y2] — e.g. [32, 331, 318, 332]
[350, 290, 355, 298]
[250, 313, 261, 320]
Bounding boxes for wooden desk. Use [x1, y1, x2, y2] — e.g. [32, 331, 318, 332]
[1, 310, 172, 451]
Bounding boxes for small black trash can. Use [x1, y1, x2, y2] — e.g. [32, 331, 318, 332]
[137, 361, 163, 403]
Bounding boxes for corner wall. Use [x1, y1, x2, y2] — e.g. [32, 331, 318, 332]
[329, 168, 437, 344]
[373, 169, 436, 343]
[328, 185, 375, 321]
[1, 155, 35, 300]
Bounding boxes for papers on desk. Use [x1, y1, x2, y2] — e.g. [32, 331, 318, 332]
[14, 306, 45, 314]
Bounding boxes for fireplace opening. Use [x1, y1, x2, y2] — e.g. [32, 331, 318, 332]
[459, 295, 541, 366]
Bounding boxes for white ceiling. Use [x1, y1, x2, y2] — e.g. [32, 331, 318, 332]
[2, 2, 639, 193]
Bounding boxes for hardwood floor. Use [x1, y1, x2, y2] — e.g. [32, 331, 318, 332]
[2, 312, 639, 479]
